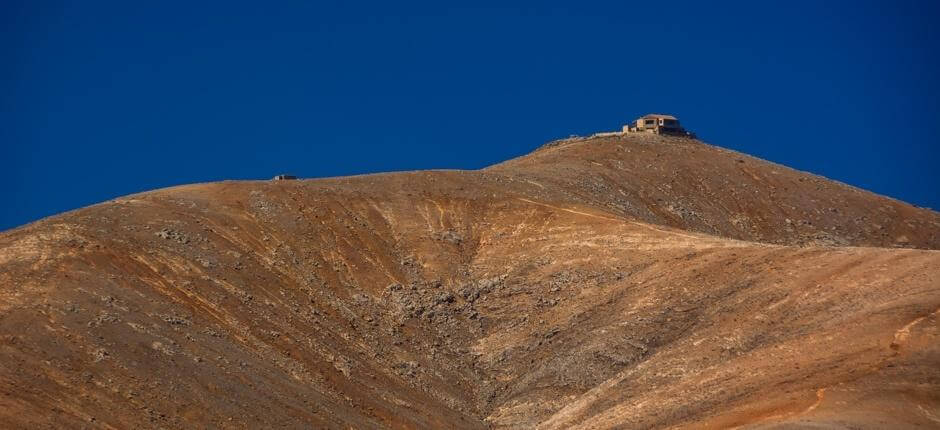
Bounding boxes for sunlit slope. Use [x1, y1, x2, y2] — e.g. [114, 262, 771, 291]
[1, 135, 938, 429]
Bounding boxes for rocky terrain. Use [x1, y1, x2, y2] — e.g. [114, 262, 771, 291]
[1, 133, 938, 429]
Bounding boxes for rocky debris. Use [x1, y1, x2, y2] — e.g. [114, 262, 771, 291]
[91, 348, 110, 362]
[797, 231, 851, 247]
[159, 314, 191, 326]
[459, 276, 505, 303]
[389, 285, 429, 319]
[435, 292, 455, 305]
[332, 355, 353, 377]
[62, 301, 81, 313]
[155, 228, 190, 244]
[543, 327, 560, 339]
[434, 230, 464, 245]
[536, 297, 559, 308]
[542, 269, 623, 292]
[394, 360, 420, 378]
[87, 311, 120, 327]
[195, 256, 215, 268]
[248, 191, 279, 215]
[351, 293, 371, 306]
[665, 202, 702, 221]
[384, 280, 464, 323]
[150, 341, 178, 356]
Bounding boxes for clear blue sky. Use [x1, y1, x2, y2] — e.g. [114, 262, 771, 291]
[3, 1, 939, 231]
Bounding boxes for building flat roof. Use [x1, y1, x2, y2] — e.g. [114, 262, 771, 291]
[640, 114, 678, 120]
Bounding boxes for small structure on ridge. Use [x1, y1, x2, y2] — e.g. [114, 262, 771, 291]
[589, 113, 694, 139]
[623, 114, 688, 135]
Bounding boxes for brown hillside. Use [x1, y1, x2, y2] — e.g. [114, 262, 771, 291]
[488, 134, 940, 249]
[1, 135, 938, 429]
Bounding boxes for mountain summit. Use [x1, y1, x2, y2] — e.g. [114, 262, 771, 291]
[1, 134, 938, 428]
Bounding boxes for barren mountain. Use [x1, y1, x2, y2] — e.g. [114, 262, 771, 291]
[1, 133, 939, 429]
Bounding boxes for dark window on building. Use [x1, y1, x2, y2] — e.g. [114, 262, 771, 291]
[644, 119, 655, 125]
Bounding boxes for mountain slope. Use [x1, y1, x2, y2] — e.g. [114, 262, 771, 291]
[1, 134, 938, 429]
[488, 134, 939, 249]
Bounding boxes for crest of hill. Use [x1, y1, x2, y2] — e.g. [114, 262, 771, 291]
[486, 133, 940, 249]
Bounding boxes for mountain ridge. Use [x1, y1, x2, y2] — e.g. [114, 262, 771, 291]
[1, 134, 938, 429]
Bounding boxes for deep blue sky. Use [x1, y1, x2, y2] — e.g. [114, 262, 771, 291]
[3, 1, 939, 231]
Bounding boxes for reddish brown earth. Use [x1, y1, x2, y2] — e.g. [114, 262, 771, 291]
[1, 133, 939, 429]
